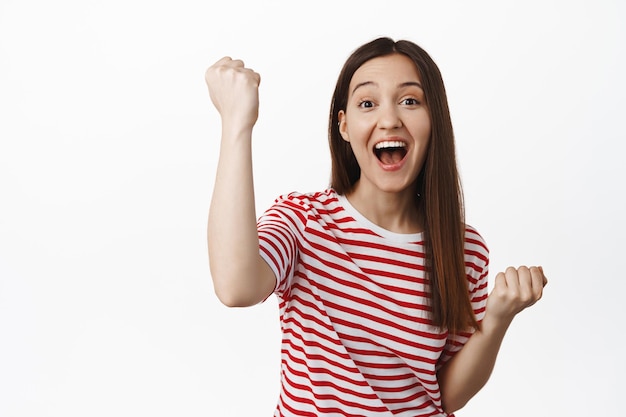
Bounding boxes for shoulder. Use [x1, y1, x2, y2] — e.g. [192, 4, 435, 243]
[269, 188, 340, 212]
[260, 189, 341, 227]
[463, 224, 489, 269]
[464, 224, 489, 254]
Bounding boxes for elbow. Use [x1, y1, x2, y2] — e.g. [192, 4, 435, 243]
[441, 398, 468, 416]
[214, 287, 257, 308]
[216, 295, 244, 308]
[439, 375, 470, 415]
[211, 270, 264, 308]
[209, 255, 274, 307]
[209, 263, 250, 307]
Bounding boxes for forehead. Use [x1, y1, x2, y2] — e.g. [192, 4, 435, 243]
[350, 53, 421, 88]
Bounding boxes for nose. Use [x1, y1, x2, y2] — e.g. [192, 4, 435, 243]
[377, 103, 402, 129]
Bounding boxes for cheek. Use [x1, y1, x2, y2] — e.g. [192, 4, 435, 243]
[348, 117, 375, 138]
[411, 115, 432, 140]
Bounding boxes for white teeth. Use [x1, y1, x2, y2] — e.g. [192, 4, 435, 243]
[375, 140, 406, 149]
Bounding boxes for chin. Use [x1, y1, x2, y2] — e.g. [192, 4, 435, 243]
[376, 180, 416, 195]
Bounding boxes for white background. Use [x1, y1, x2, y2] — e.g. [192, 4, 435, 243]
[1, 0, 624, 416]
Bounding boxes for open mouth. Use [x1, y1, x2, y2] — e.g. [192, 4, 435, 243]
[374, 140, 408, 165]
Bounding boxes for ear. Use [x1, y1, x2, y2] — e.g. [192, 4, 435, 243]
[338, 110, 349, 142]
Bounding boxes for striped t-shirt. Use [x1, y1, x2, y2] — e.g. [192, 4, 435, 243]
[257, 189, 489, 417]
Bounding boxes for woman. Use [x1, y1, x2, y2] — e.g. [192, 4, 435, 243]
[205, 37, 547, 416]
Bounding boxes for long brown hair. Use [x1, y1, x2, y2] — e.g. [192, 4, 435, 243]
[328, 37, 478, 333]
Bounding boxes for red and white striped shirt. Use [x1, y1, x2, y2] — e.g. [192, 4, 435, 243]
[258, 189, 489, 417]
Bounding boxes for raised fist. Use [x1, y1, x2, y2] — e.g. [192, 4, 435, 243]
[205, 57, 261, 132]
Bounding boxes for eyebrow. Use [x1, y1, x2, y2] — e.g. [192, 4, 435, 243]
[351, 81, 423, 95]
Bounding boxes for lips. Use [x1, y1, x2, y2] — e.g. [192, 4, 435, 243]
[373, 139, 408, 166]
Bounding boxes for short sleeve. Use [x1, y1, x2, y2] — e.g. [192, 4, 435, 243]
[257, 193, 310, 298]
[437, 226, 490, 368]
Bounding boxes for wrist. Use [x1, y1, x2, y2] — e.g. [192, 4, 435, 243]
[479, 312, 513, 337]
[220, 123, 254, 145]
[221, 114, 256, 135]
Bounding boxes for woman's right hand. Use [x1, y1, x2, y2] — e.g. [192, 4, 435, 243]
[205, 57, 261, 133]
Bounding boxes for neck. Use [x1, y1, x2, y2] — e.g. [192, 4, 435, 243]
[345, 181, 423, 234]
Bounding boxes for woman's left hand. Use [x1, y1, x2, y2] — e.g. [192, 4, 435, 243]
[485, 266, 547, 324]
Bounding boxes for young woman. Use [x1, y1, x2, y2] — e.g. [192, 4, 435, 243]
[205, 37, 547, 417]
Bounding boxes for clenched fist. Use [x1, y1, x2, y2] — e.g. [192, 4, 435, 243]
[486, 266, 547, 324]
[205, 57, 261, 134]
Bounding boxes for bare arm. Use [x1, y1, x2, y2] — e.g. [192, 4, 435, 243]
[205, 57, 276, 307]
[438, 266, 547, 414]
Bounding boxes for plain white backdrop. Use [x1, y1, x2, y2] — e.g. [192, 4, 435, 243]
[1, 0, 624, 416]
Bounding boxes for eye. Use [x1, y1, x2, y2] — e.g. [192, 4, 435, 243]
[358, 100, 375, 109]
[401, 98, 420, 106]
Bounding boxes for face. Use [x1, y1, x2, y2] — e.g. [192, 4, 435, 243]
[338, 53, 431, 196]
